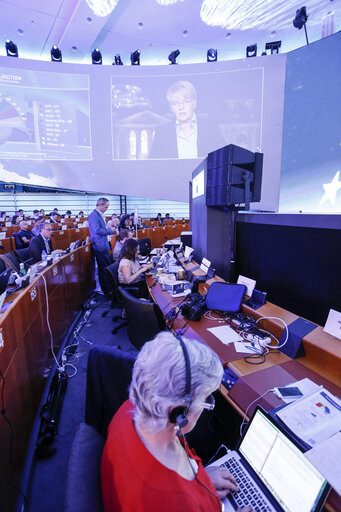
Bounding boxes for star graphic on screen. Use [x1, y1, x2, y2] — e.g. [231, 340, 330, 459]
[319, 170, 341, 205]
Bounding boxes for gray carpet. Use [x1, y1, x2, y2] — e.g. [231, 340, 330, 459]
[24, 293, 136, 512]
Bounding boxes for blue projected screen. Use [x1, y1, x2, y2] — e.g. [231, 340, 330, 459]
[279, 32, 341, 213]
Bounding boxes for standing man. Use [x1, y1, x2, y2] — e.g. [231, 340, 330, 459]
[88, 197, 113, 295]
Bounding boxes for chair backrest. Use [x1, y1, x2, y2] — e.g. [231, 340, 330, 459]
[104, 261, 120, 305]
[138, 237, 151, 256]
[13, 247, 34, 268]
[13, 232, 24, 250]
[4, 252, 20, 273]
[118, 286, 167, 350]
[85, 344, 137, 437]
[74, 239, 82, 249]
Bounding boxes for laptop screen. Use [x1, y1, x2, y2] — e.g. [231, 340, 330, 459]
[238, 408, 329, 512]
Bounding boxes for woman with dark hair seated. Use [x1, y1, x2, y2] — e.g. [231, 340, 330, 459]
[11, 214, 19, 225]
[118, 238, 153, 298]
[101, 332, 251, 512]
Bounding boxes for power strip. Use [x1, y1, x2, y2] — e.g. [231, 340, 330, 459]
[243, 333, 271, 347]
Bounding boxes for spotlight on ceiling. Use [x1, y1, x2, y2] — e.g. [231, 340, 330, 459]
[91, 48, 102, 65]
[265, 41, 282, 54]
[113, 54, 123, 65]
[51, 45, 62, 62]
[5, 39, 18, 57]
[246, 44, 257, 58]
[293, 6, 309, 44]
[207, 48, 217, 62]
[130, 50, 140, 65]
[168, 49, 180, 64]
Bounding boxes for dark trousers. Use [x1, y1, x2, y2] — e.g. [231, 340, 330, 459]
[94, 250, 112, 295]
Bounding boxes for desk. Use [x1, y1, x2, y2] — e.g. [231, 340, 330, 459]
[147, 257, 341, 511]
[0, 244, 95, 512]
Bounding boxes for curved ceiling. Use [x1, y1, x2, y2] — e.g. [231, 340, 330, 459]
[0, 0, 339, 65]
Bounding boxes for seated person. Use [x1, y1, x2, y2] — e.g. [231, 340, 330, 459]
[165, 213, 173, 221]
[155, 212, 164, 226]
[78, 210, 84, 217]
[31, 209, 40, 220]
[11, 214, 19, 225]
[101, 332, 250, 512]
[64, 210, 72, 218]
[49, 212, 59, 224]
[39, 209, 45, 217]
[31, 217, 42, 237]
[112, 229, 132, 262]
[117, 238, 153, 298]
[29, 222, 62, 262]
[118, 213, 131, 231]
[16, 220, 34, 248]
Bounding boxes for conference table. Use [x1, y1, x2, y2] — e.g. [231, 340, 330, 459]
[0, 244, 95, 512]
[147, 252, 341, 512]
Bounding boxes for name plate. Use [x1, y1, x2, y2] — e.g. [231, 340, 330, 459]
[324, 309, 341, 340]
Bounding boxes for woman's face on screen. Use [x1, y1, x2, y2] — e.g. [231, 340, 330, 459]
[169, 92, 196, 123]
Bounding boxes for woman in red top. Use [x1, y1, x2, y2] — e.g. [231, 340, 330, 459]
[101, 332, 252, 512]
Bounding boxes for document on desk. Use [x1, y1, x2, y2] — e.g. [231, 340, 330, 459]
[276, 388, 341, 447]
[305, 432, 341, 496]
[207, 325, 243, 345]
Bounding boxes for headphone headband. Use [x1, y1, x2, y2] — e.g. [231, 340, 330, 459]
[168, 335, 192, 428]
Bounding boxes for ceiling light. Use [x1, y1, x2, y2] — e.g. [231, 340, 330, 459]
[92, 48, 102, 64]
[293, 6, 309, 44]
[113, 54, 123, 65]
[51, 45, 62, 62]
[265, 41, 281, 54]
[207, 48, 217, 62]
[246, 44, 257, 58]
[168, 49, 180, 64]
[5, 39, 18, 57]
[200, 0, 321, 31]
[156, 0, 185, 5]
[86, 0, 119, 17]
[130, 50, 140, 65]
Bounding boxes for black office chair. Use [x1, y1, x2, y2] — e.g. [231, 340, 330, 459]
[65, 345, 137, 512]
[13, 232, 25, 250]
[13, 248, 35, 269]
[138, 237, 151, 257]
[118, 286, 167, 350]
[4, 252, 20, 273]
[103, 262, 131, 333]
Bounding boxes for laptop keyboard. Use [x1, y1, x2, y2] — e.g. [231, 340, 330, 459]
[222, 457, 272, 512]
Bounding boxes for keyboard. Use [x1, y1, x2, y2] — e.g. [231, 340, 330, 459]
[222, 457, 272, 512]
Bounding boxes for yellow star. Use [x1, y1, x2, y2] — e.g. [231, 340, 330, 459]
[319, 171, 341, 206]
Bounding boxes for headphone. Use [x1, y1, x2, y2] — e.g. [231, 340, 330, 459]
[168, 335, 192, 429]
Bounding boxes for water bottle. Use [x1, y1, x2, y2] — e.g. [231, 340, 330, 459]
[19, 262, 26, 276]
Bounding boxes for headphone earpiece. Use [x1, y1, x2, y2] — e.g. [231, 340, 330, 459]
[168, 406, 189, 428]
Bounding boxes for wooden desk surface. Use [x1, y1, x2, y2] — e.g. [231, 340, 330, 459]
[149, 256, 341, 512]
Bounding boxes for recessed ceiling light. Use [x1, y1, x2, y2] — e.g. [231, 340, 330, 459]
[17, 28, 24, 35]
[270, 30, 277, 37]
[226, 32, 231, 38]
[72, 46, 78, 52]
[138, 22, 144, 29]
[87, 17, 92, 22]
[183, 30, 188, 37]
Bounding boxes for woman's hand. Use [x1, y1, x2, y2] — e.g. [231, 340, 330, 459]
[141, 263, 153, 272]
[206, 465, 239, 499]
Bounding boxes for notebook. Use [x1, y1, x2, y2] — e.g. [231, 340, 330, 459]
[208, 406, 330, 512]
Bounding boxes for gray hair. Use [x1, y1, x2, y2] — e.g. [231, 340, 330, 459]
[39, 221, 50, 232]
[129, 331, 223, 432]
[166, 80, 197, 103]
[96, 197, 109, 206]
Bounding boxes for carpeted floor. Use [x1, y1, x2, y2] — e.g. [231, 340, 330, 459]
[24, 293, 136, 512]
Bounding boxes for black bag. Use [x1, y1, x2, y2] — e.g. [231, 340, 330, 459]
[206, 282, 246, 313]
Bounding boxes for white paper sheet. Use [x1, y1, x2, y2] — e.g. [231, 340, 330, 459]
[207, 325, 242, 345]
[305, 432, 341, 495]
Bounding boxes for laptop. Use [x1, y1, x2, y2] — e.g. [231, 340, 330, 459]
[208, 406, 330, 512]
